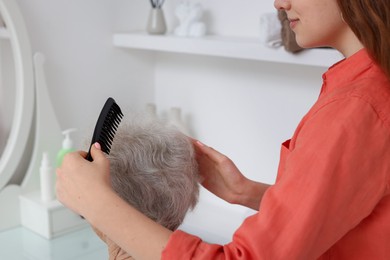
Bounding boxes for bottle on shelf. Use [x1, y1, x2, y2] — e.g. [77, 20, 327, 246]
[168, 107, 190, 136]
[145, 103, 158, 120]
[39, 152, 55, 202]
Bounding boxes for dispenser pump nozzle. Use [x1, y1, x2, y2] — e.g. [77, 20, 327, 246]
[62, 128, 77, 149]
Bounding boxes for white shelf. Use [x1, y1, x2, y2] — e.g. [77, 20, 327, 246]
[113, 32, 343, 68]
[0, 27, 9, 39]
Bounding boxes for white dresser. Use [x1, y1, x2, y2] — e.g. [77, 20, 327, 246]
[0, 226, 108, 260]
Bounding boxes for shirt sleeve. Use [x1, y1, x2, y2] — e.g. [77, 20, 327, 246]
[162, 96, 390, 259]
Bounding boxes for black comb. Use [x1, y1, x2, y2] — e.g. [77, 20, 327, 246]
[86, 97, 123, 161]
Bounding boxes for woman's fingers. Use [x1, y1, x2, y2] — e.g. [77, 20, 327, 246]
[193, 139, 227, 163]
[90, 142, 104, 161]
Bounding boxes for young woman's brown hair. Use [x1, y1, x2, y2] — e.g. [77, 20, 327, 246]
[337, 0, 390, 79]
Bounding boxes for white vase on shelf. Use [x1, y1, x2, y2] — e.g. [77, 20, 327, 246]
[144, 103, 158, 120]
[167, 107, 190, 136]
[146, 7, 167, 35]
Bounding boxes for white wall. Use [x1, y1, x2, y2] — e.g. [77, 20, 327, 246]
[155, 54, 324, 183]
[14, 0, 331, 244]
[15, 0, 156, 146]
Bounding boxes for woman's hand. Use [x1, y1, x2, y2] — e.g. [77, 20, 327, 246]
[57, 142, 172, 259]
[56, 142, 113, 218]
[192, 139, 270, 210]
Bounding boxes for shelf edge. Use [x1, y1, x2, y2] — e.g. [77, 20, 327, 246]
[113, 33, 343, 68]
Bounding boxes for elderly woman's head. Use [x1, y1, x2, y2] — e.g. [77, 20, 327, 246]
[107, 115, 199, 230]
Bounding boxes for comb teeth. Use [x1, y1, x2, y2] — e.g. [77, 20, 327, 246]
[86, 97, 123, 161]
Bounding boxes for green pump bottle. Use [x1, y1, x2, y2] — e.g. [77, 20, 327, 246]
[56, 128, 76, 167]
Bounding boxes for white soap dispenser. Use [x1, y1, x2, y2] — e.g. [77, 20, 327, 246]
[40, 152, 55, 202]
[56, 128, 77, 167]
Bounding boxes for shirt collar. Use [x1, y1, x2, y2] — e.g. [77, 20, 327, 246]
[321, 48, 374, 95]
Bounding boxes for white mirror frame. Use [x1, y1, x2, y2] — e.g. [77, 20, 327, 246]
[0, 0, 34, 190]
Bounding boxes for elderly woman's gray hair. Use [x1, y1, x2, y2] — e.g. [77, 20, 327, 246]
[107, 115, 199, 230]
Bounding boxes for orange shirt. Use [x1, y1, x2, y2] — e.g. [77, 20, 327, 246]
[162, 49, 390, 259]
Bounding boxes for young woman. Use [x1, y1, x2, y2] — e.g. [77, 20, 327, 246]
[56, 0, 390, 259]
